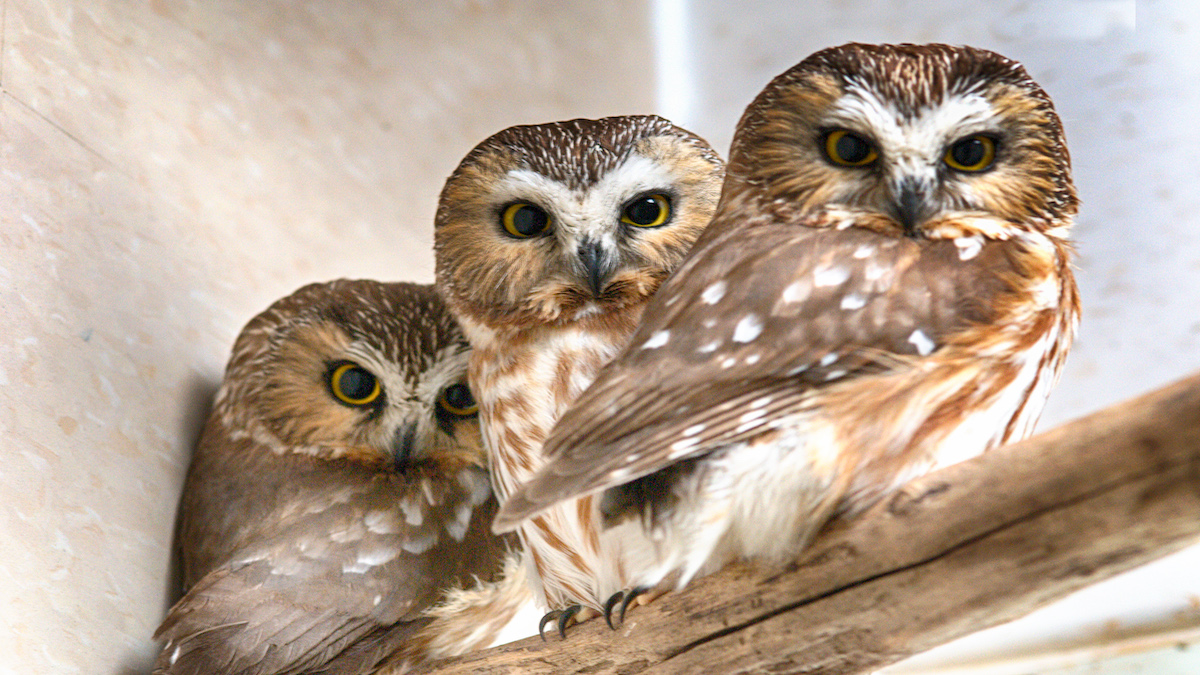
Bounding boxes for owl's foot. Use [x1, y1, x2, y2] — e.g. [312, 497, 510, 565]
[537, 605, 577, 641]
[603, 585, 666, 629]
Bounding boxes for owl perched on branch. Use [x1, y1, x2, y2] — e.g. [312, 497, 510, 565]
[154, 280, 528, 675]
[434, 116, 725, 633]
[497, 43, 1080, 620]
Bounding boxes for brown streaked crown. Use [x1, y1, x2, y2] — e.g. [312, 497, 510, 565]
[434, 115, 725, 330]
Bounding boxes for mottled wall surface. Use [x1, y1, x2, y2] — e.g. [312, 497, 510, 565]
[2, 1, 1199, 674]
[0, 2, 655, 672]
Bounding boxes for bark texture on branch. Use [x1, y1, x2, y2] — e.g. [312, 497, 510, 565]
[419, 372, 1200, 675]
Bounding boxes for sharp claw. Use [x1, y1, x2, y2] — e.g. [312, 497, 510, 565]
[557, 604, 581, 639]
[603, 591, 625, 630]
[538, 610, 561, 642]
[619, 586, 649, 624]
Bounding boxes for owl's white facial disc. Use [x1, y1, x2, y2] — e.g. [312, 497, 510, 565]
[497, 152, 680, 269]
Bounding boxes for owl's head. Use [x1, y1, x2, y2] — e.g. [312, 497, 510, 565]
[216, 280, 482, 472]
[724, 43, 1077, 237]
[435, 116, 725, 330]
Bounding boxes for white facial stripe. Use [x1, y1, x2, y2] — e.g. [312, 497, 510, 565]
[500, 154, 678, 257]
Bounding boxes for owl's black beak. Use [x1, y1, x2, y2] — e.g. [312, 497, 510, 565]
[894, 179, 932, 236]
[391, 421, 419, 471]
[578, 239, 617, 297]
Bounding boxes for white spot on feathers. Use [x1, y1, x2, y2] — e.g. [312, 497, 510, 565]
[908, 329, 936, 356]
[782, 280, 809, 304]
[701, 281, 727, 304]
[732, 314, 763, 343]
[446, 503, 473, 541]
[814, 263, 850, 287]
[364, 509, 400, 534]
[840, 293, 867, 310]
[342, 545, 402, 573]
[400, 531, 438, 555]
[739, 409, 767, 425]
[400, 496, 424, 526]
[669, 437, 700, 458]
[643, 330, 670, 349]
[683, 423, 706, 437]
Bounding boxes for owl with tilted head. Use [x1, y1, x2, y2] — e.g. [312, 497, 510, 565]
[435, 116, 725, 634]
[154, 280, 530, 675]
[497, 43, 1080, 625]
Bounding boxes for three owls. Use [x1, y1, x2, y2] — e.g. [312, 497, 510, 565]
[158, 42, 1077, 672]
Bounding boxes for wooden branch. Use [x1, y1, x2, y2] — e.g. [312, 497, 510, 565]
[420, 372, 1200, 674]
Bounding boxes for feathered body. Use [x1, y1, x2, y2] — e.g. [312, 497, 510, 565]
[435, 116, 725, 612]
[497, 44, 1080, 599]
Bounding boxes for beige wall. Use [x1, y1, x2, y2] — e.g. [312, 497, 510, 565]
[0, 2, 655, 672]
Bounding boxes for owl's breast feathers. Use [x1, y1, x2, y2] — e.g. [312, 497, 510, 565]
[465, 317, 639, 609]
[496, 208, 1078, 530]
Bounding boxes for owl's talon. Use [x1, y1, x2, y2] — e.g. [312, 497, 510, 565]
[537, 610, 561, 642]
[557, 604, 582, 639]
[603, 591, 625, 630]
[619, 586, 650, 625]
[538, 605, 584, 641]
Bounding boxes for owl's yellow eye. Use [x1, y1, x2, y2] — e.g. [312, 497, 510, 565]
[501, 203, 551, 238]
[328, 362, 381, 407]
[944, 135, 997, 172]
[620, 194, 672, 228]
[824, 130, 878, 167]
[437, 383, 478, 417]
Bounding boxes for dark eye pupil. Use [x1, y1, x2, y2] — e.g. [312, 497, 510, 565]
[836, 134, 871, 163]
[625, 197, 663, 226]
[952, 138, 986, 167]
[443, 383, 475, 410]
[338, 367, 376, 400]
[511, 205, 548, 235]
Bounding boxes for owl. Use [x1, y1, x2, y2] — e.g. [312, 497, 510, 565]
[153, 279, 529, 675]
[434, 116, 725, 632]
[496, 43, 1080, 623]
